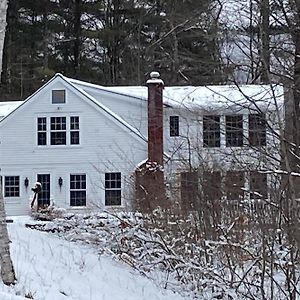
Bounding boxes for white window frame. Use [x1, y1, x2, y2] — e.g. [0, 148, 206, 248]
[70, 174, 86, 207]
[105, 172, 121, 206]
[4, 176, 20, 197]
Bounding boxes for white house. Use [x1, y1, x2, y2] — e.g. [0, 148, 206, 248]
[0, 73, 284, 216]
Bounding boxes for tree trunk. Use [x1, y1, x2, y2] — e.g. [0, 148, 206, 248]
[0, 1, 16, 285]
[259, 0, 270, 83]
[0, 0, 8, 83]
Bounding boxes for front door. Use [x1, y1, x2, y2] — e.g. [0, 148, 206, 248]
[37, 174, 50, 208]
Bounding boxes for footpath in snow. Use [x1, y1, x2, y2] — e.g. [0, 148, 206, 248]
[0, 217, 191, 300]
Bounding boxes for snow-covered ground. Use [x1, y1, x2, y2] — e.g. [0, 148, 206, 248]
[0, 217, 191, 300]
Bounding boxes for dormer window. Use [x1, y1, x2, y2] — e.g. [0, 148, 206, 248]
[52, 90, 66, 104]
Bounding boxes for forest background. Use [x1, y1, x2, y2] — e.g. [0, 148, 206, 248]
[0, 0, 293, 100]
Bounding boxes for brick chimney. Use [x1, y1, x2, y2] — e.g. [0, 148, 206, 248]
[134, 71, 166, 212]
[146, 71, 164, 166]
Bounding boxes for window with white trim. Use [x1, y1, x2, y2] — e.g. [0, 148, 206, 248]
[249, 114, 266, 146]
[203, 115, 220, 147]
[52, 90, 66, 104]
[4, 176, 20, 197]
[70, 116, 80, 145]
[105, 172, 121, 205]
[250, 171, 267, 199]
[226, 115, 243, 147]
[225, 171, 244, 200]
[50, 117, 66, 145]
[37, 117, 47, 146]
[70, 174, 86, 206]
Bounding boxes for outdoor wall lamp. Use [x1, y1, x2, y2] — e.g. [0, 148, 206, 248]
[58, 177, 63, 188]
[24, 177, 29, 189]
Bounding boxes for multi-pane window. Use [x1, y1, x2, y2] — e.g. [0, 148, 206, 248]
[225, 171, 244, 200]
[250, 171, 267, 199]
[170, 116, 179, 137]
[249, 114, 266, 146]
[50, 117, 66, 145]
[70, 116, 80, 145]
[37, 117, 47, 146]
[181, 171, 198, 211]
[70, 174, 86, 206]
[4, 176, 20, 197]
[202, 171, 222, 201]
[226, 115, 243, 147]
[105, 172, 121, 205]
[203, 116, 220, 147]
[52, 90, 66, 104]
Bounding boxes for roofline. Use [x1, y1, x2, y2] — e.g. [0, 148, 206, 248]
[0, 73, 147, 143]
[0, 73, 63, 124]
[62, 76, 148, 143]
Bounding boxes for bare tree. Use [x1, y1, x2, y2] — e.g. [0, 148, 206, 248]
[0, 0, 16, 285]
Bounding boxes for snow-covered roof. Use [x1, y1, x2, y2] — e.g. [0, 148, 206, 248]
[0, 101, 23, 120]
[75, 82, 284, 111]
[68, 76, 284, 111]
[0, 75, 285, 121]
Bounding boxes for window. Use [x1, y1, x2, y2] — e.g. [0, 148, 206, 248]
[226, 115, 243, 147]
[51, 117, 66, 145]
[70, 116, 80, 145]
[37, 117, 47, 145]
[70, 174, 86, 206]
[181, 171, 198, 211]
[52, 90, 65, 104]
[4, 176, 20, 197]
[250, 172, 267, 199]
[170, 116, 179, 137]
[203, 116, 220, 147]
[202, 171, 222, 201]
[105, 172, 121, 205]
[249, 114, 266, 146]
[225, 171, 244, 200]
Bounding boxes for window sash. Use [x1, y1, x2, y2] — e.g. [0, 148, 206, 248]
[37, 117, 47, 146]
[203, 116, 220, 147]
[4, 176, 20, 197]
[250, 172, 267, 199]
[225, 171, 245, 200]
[70, 116, 80, 145]
[226, 115, 243, 147]
[249, 114, 266, 146]
[52, 90, 66, 104]
[70, 174, 86, 206]
[105, 172, 121, 205]
[50, 117, 66, 145]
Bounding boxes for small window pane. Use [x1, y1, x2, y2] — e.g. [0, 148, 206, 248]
[52, 90, 66, 104]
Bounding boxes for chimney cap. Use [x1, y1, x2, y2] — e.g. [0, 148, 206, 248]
[146, 71, 164, 85]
